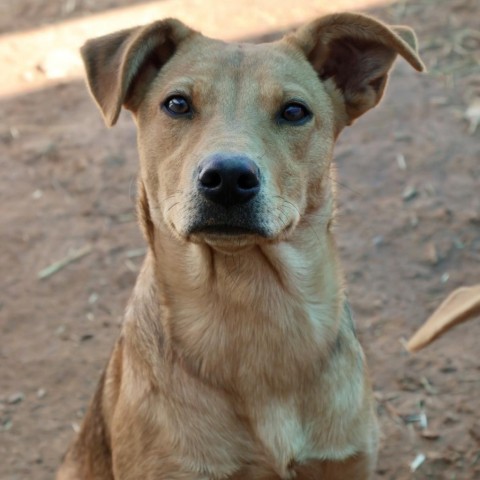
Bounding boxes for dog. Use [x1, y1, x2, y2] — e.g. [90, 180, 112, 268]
[57, 12, 424, 480]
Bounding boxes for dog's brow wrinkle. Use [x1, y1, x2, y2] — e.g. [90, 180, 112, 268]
[161, 78, 195, 96]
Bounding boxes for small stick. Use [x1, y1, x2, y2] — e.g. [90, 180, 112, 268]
[410, 453, 426, 472]
[38, 245, 92, 280]
[126, 248, 147, 258]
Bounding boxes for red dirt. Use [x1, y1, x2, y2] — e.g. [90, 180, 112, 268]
[1, 1, 479, 479]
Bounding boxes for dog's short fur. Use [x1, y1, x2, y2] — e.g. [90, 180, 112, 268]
[57, 13, 424, 480]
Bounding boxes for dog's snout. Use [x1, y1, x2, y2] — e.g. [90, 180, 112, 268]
[198, 155, 260, 208]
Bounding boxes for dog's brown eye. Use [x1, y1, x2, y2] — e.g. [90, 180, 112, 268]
[162, 95, 192, 117]
[280, 103, 311, 124]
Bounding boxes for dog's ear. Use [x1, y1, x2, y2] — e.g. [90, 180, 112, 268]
[288, 13, 425, 124]
[81, 19, 196, 126]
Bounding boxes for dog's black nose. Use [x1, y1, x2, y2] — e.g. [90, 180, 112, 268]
[198, 154, 260, 208]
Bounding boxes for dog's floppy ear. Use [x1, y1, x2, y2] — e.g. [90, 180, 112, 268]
[81, 19, 195, 126]
[288, 13, 425, 124]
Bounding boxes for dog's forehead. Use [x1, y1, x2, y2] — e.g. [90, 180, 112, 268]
[165, 35, 313, 87]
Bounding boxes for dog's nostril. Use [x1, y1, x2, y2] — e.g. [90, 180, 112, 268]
[200, 170, 222, 189]
[238, 172, 259, 190]
[197, 154, 260, 207]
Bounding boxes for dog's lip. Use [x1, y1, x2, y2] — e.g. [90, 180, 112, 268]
[187, 224, 266, 253]
[193, 224, 261, 236]
[185, 224, 272, 252]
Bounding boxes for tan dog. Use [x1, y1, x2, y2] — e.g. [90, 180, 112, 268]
[57, 13, 424, 480]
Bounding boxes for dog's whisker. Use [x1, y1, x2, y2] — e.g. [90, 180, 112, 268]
[325, 173, 365, 200]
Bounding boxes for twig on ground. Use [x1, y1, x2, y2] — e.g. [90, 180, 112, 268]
[38, 245, 92, 280]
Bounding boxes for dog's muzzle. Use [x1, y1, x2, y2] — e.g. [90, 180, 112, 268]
[184, 153, 268, 239]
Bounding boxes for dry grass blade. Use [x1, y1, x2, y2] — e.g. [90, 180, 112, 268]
[38, 245, 92, 280]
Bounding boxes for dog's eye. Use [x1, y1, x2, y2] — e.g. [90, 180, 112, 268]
[162, 95, 192, 117]
[280, 103, 312, 124]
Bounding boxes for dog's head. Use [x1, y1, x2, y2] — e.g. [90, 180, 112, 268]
[81, 14, 423, 252]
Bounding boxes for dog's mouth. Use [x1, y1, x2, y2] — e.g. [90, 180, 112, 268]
[183, 218, 274, 252]
[182, 200, 271, 243]
[166, 195, 300, 250]
[188, 223, 269, 250]
[192, 224, 261, 236]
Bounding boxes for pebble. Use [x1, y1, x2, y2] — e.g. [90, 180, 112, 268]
[88, 293, 99, 305]
[468, 422, 480, 443]
[9, 127, 20, 139]
[1, 418, 13, 431]
[31, 189, 43, 200]
[410, 214, 419, 228]
[425, 242, 439, 265]
[373, 235, 384, 247]
[403, 185, 418, 202]
[36, 388, 46, 399]
[394, 132, 413, 141]
[420, 430, 440, 440]
[55, 325, 66, 336]
[453, 237, 465, 250]
[396, 153, 407, 170]
[424, 182, 437, 197]
[429, 96, 449, 106]
[7, 392, 24, 405]
[467, 211, 480, 226]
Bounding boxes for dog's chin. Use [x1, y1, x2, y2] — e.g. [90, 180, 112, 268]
[201, 236, 257, 254]
[187, 225, 266, 253]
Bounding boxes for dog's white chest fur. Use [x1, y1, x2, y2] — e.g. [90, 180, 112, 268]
[256, 400, 306, 477]
[255, 399, 358, 478]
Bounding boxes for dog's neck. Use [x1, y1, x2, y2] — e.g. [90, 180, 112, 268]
[127, 183, 346, 393]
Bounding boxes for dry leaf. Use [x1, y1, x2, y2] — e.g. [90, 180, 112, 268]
[408, 285, 480, 351]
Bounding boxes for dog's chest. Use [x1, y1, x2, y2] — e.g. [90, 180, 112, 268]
[252, 398, 357, 479]
[254, 400, 308, 477]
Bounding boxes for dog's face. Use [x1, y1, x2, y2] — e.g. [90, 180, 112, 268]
[81, 15, 424, 251]
[136, 37, 337, 249]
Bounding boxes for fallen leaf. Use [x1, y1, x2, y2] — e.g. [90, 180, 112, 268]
[407, 285, 480, 351]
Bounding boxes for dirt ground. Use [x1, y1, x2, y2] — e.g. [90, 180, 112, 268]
[0, 0, 479, 479]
